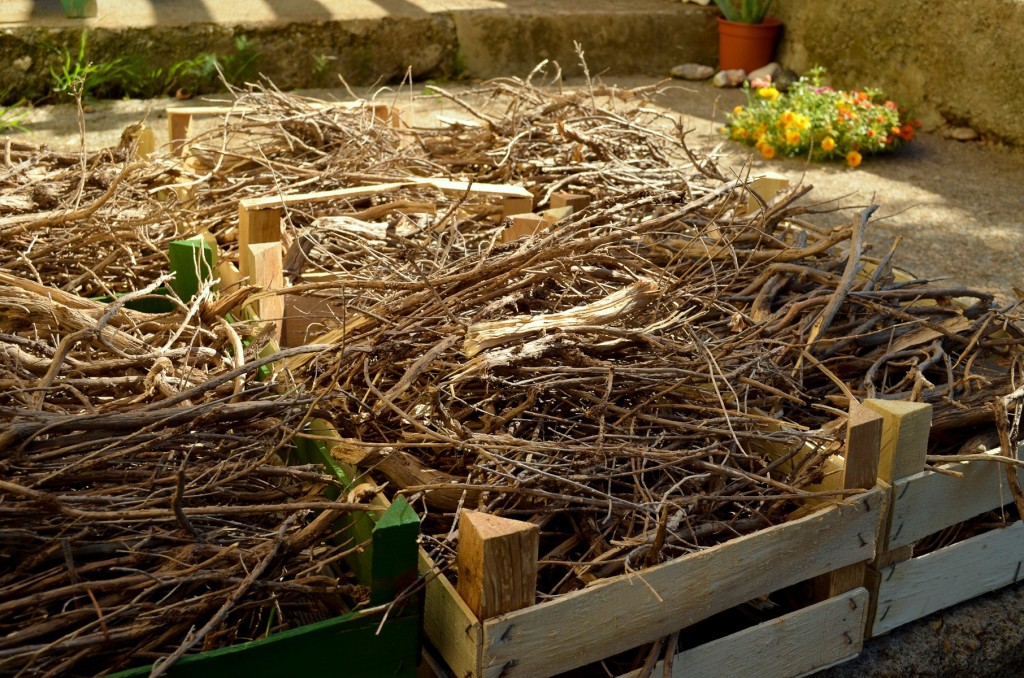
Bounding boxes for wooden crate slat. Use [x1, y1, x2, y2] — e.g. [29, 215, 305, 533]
[477, 488, 883, 678]
[422, 550, 483, 678]
[619, 588, 869, 678]
[889, 445, 1024, 550]
[873, 521, 1024, 635]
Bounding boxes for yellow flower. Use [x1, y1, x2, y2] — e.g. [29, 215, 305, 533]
[778, 110, 795, 127]
[792, 113, 811, 130]
[733, 105, 744, 115]
[784, 129, 801, 146]
[758, 87, 780, 101]
[821, 137, 836, 152]
[760, 144, 776, 160]
[846, 150, 863, 168]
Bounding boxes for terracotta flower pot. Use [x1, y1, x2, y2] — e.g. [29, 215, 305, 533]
[717, 17, 782, 73]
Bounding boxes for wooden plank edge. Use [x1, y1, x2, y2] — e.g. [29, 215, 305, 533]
[618, 588, 869, 678]
[888, 443, 1024, 550]
[872, 520, 1024, 636]
[478, 488, 883, 678]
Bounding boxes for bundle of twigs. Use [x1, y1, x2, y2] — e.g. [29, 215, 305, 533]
[0, 274, 375, 676]
[291, 190, 1024, 595]
[119, 72, 1021, 595]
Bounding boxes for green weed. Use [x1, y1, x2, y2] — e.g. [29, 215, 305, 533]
[50, 30, 132, 99]
[48, 31, 263, 101]
[0, 97, 29, 133]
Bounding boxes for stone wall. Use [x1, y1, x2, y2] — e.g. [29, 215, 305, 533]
[772, 0, 1024, 145]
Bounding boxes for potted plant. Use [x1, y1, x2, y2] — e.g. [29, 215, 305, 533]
[714, 0, 781, 73]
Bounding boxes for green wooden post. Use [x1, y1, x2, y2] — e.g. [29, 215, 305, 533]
[370, 497, 420, 605]
[168, 237, 215, 303]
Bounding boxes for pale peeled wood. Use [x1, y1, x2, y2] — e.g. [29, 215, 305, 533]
[237, 205, 282, 278]
[619, 588, 869, 678]
[873, 521, 1024, 635]
[463, 280, 658, 357]
[413, 177, 533, 199]
[476, 489, 882, 678]
[240, 180, 530, 213]
[240, 183, 411, 211]
[457, 511, 539, 621]
[888, 444, 1024, 550]
[244, 243, 284, 343]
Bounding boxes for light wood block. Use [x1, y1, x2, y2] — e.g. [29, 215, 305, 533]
[466, 489, 881, 678]
[743, 172, 790, 215]
[550, 192, 591, 211]
[873, 521, 1024, 635]
[539, 205, 573, 224]
[238, 205, 282, 279]
[423, 550, 482, 678]
[244, 243, 284, 343]
[167, 110, 192, 157]
[457, 511, 539, 621]
[502, 196, 534, 217]
[888, 445, 1024, 550]
[500, 214, 546, 243]
[281, 294, 345, 348]
[619, 588, 869, 678]
[864, 400, 932, 485]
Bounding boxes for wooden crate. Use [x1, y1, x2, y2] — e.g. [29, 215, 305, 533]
[421, 488, 882, 678]
[866, 399, 1024, 636]
[280, 399, 884, 678]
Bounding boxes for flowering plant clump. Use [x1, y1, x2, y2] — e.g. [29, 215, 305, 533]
[726, 67, 920, 167]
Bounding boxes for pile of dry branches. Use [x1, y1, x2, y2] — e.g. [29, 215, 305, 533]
[2, 67, 1023, 648]
[0, 273, 374, 676]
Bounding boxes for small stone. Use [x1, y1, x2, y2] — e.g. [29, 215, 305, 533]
[12, 56, 32, 72]
[774, 68, 800, 92]
[746, 62, 782, 84]
[948, 126, 979, 141]
[712, 69, 747, 88]
[670, 63, 715, 81]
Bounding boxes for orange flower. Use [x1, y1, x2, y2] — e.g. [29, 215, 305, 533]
[846, 150, 863, 167]
[866, 129, 875, 138]
[898, 124, 916, 141]
[760, 144, 776, 160]
[784, 129, 801, 146]
[821, 137, 836, 152]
